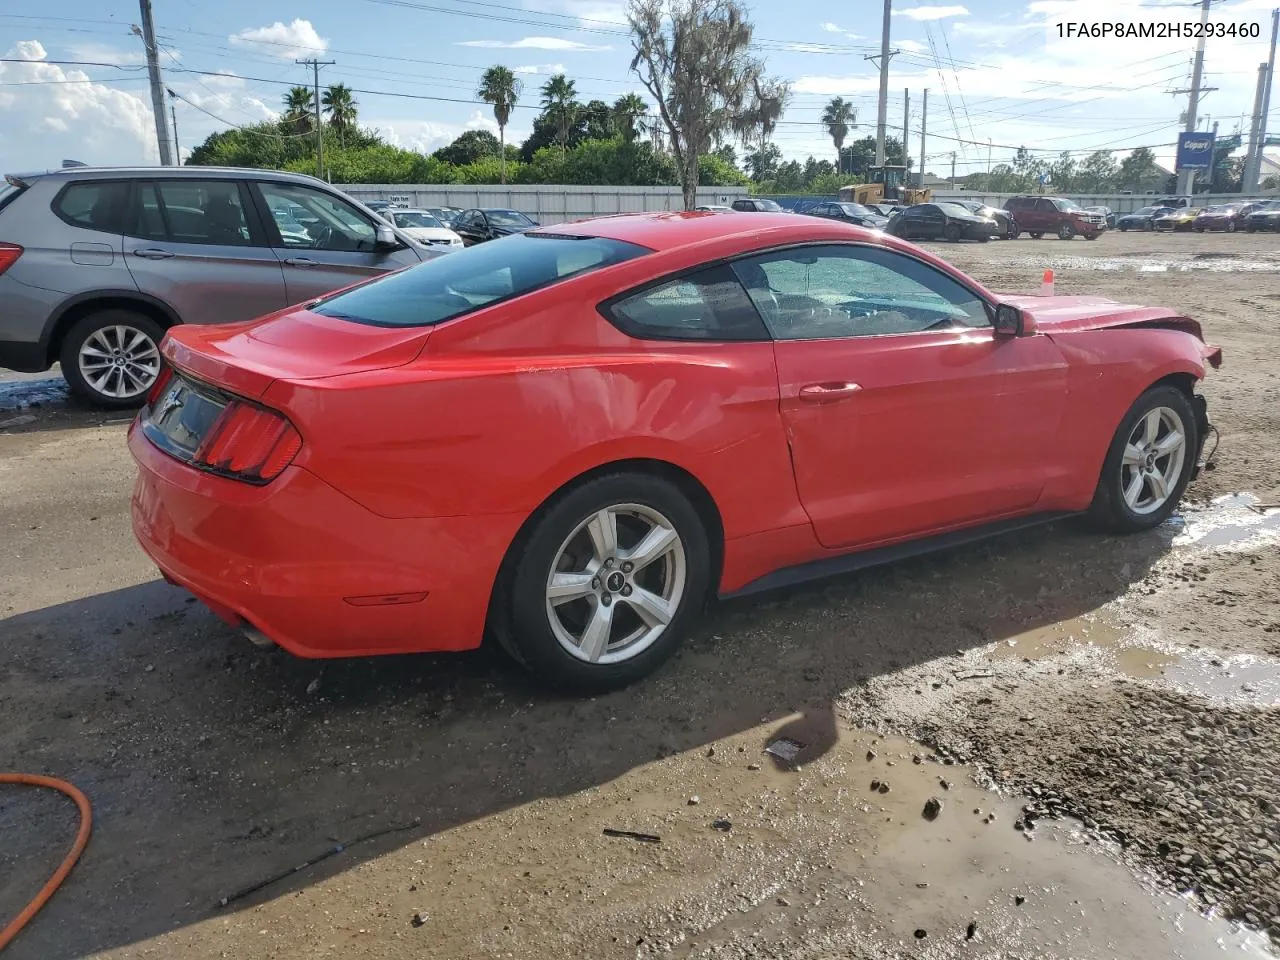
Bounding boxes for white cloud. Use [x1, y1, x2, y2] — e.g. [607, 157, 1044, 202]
[464, 109, 500, 134]
[820, 21, 843, 33]
[67, 43, 149, 67]
[893, 5, 969, 20]
[200, 71, 246, 90]
[513, 63, 567, 74]
[0, 40, 157, 169]
[523, 0, 628, 25]
[229, 19, 328, 60]
[377, 117, 531, 155]
[457, 36, 612, 50]
[785, 42, 845, 53]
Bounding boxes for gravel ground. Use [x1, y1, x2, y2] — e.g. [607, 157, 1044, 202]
[1, 228, 1278, 959]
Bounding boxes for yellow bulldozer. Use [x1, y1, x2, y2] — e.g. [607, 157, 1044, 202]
[839, 165, 931, 207]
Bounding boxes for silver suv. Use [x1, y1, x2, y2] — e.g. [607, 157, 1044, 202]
[0, 167, 435, 408]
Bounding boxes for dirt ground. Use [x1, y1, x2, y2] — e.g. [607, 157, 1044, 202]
[1, 228, 1279, 959]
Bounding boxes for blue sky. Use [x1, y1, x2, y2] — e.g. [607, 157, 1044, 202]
[2, 0, 1279, 177]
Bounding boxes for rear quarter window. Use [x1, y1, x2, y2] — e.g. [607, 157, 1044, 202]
[603, 264, 769, 342]
[53, 180, 130, 233]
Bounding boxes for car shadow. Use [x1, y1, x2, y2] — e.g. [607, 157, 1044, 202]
[0, 516, 1177, 959]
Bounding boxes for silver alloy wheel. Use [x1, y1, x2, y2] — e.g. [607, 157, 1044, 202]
[1121, 406, 1187, 515]
[545, 502, 687, 665]
[78, 324, 161, 400]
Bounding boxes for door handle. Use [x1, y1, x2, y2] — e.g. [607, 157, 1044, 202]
[283, 257, 317, 267]
[798, 382, 862, 402]
[132, 248, 174, 260]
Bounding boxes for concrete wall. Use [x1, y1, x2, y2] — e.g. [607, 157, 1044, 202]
[337, 184, 751, 223]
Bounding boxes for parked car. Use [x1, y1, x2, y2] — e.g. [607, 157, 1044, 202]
[1152, 196, 1190, 209]
[1116, 205, 1174, 231]
[425, 206, 462, 227]
[802, 201, 889, 230]
[1085, 205, 1117, 229]
[364, 199, 394, 216]
[730, 198, 784, 212]
[1244, 201, 1280, 231]
[1192, 203, 1250, 233]
[453, 208, 539, 245]
[693, 205, 734, 212]
[885, 202, 997, 242]
[128, 211, 1220, 692]
[1154, 207, 1201, 232]
[385, 208, 464, 249]
[955, 200, 1018, 240]
[0, 167, 436, 408]
[1002, 195, 1105, 239]
[865, 203, 901, 217]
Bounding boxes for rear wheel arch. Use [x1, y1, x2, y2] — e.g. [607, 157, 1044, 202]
[45, 293, 180, 367]
[485, 457, 726, 649]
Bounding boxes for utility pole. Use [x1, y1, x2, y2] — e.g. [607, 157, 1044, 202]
[865, 0, 900, 167]
[1173, 0, 1214, 196]
[297, 58, 336, 180]
[919, 89, 928, 189]
[135, 0, 174, 166]
[167, 88, 181, 164]
[1247, 9, 1279, 191]
[951, 152, 956, 183]
[987, 139, 993, 181]
[902, 89, 910, 183]
[1247, 63, 1268, 192]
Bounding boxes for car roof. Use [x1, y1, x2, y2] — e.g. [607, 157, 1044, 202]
[5, 165, 333, 187]
[529, 210, 892, 254]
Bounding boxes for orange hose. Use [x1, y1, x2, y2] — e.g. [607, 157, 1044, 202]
[0, 774, 92, 953]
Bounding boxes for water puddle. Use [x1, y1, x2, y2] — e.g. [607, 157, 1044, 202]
[0, 375, 68, 412]
[1172, 493, 1280, 550]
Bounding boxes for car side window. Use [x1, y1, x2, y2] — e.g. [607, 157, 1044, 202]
[604, 264, 770, 342]
[155, 180, 253, 246]
[53, 180, 130, 234]
[731, 245, 991, 341]
[258, 181, 377, 252]
[1035, 199, 1055, 213]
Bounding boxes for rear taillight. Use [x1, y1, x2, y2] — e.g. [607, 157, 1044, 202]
[195, 401, 302, 483]
[145, 364, 174, 407]
[0, 242, 22, 276]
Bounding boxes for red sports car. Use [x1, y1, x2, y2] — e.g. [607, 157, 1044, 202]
[129, 212, 1221, 692]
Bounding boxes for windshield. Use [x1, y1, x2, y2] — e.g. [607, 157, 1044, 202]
[485, 209, 534, 226]
[312, 233, 648, 327]
[393, 211, 445, 229]
[1056, 198, 1081, 211]
[936, 202, 976, 217]
[1132, 206, 1160, 216]
[753, 199, 783, 211]
[837, 203, 874, 217]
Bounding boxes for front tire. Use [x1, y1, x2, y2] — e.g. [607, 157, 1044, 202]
[1089, 385, 1198, 533]
[944, 223, 962, 242]
[1057, 222, 1075, 240]
[1119, 224, 1129, 232]
[59, 309, 165, 409]
[498, 472, 712, 693]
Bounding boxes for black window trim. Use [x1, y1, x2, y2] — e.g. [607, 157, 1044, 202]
[597, 239, 996, 344]
[51, 178, 132, 235]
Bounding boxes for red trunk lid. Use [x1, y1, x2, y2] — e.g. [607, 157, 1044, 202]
[162, 309, 432, 399]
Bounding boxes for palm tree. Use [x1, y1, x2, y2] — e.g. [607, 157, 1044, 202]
[322, 83, 358, 148]
[477, 66, 521, 184]
[283, 86, 315, 136]
[822, 96, 856, 176]
[540, 73, 579, 161]
[611, 93, 648, 144]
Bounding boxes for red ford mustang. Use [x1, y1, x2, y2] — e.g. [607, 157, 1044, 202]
[129, 212, 1221, 691]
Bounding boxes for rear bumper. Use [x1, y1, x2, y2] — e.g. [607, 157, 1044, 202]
[128, 422, 523, 658]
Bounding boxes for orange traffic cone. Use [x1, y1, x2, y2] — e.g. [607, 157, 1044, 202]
[1040, 268, 1054, 296]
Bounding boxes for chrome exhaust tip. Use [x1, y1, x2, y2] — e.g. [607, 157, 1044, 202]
[243, 625, 275, 648]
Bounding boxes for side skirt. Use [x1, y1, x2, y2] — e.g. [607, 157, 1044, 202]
[719, 511, 1078, 600]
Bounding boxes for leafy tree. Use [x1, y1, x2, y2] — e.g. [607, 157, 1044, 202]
[712, 143, 737, 168]
[283, 86, 315, 135]
[772, 159, 804, 192]
[838, 135, 908, 177]
[611, 93, 649, 143]
[1116, 146, 1164, 192]
[986, 163, 1019, 192]
[1047, 151, 1076, 193]
[821, 96, 856, 174]
[1263, 174, 1280, 190]
[321, 83, 358, 147]
[434, 129, 501, 166]
[541, 74, 580, 161]
[1077, 150, 1118, 192]
[744, 142, 781, 181]
[698, 152, 749, 186]
[804, 156, 834, 184]
[477, 65, 522, 183]
[582, 99, 614, 141]
[628, 0, 789, 209]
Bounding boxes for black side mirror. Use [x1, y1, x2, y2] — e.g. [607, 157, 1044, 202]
[993, 303, 1024, 337]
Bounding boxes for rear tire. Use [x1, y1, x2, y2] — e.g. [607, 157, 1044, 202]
[497, 472, 712, 693]
[1226, 220, 1237, 233]
[1088, 385, 1198, 534]
[59, 309, 166, 410]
